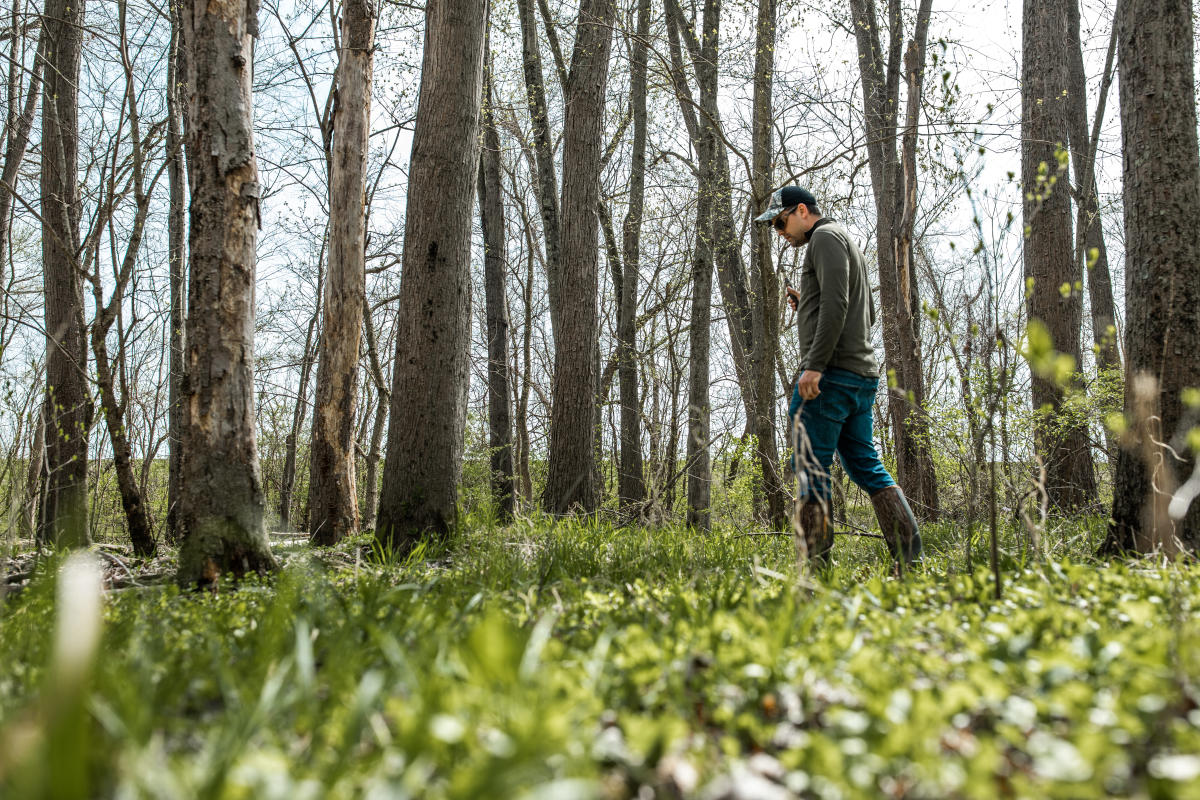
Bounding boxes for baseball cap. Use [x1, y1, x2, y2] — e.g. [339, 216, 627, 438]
[754, 186, 819, 223]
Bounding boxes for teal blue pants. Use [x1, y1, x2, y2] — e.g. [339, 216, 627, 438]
[787, 367, 896, 501]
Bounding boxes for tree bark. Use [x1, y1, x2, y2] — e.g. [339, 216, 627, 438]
[166, 0, 187, 543]
[0, 23, 43, 281]
[748, 0, 786, 529]
[848, 0, 940, 520]
[308, 0, 376, 545]
[361, 390, 387, 529]
[662, 0, 757, 440]
[617, 0, 649, 510]
[89, 17, 157, 557]
[39, 0, 91, 549]
[1021, 0, 1097, 510]
[375, 0, 487, 551]
[1104, 0, 1200, 553]
[21, 407, 44, 539]
[280, 270, 321, 529]
[543, 0, 615, 514]
[682, 0, 721, 530]
[176, 0, 277, 586]
[479, 44, 515, 521]
[1065, 0, 1120, 374]
[515, 0, 561, 335]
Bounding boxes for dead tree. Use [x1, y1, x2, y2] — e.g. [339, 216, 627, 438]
[176, 0, 277, 585]
[848, 0, 940, 520]
[308, 0, 377, 545]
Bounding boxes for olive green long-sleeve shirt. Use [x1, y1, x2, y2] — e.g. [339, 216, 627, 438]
[794, 219, 880, 378]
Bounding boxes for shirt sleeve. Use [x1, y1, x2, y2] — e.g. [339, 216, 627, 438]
[802, 231, 850, 373]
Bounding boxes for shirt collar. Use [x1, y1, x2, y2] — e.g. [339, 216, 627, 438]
[802, 216, 832, 244]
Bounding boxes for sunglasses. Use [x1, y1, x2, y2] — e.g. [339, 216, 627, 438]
[773, 206, 798, 231]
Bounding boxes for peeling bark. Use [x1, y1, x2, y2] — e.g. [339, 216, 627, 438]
[176, 0, 276, 586]
[308, 0, 376, 545]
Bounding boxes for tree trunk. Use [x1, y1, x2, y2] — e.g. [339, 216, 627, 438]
[748, 0, 786, 529]
[308, 0, 376, 545]
[617, 0, 649, 510]
[39, 0, 91, 549]
[848, 0, 940, 521]
[167, 0, 188, 543]
[515, 0, 561, 336]
[1104, 0, 1200, 553]
[0, 25, 43, 283]
[21, 407, 44, 539]
[280, 279, 321, 528]
[1065, 0, 1120, 375]
[543, 0, 615, 514]
[517, 221, 535, 503]
[361, 391, 387, 529]
[683, 0, 720, 530]
[176, 0, 277, 586]
[479, 44, 515, 521]
[1021, 0, 1097, 510]
[92, 334, 156, 556]
[375, 0, 487, 551]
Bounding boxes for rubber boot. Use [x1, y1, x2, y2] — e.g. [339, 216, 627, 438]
[795, 498, 833, 567]
[870, 486, 923, 571]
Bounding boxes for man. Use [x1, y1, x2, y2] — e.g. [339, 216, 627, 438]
[754, 186, 922, 569]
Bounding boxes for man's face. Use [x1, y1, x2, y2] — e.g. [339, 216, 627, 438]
[773, 205, 805, 246]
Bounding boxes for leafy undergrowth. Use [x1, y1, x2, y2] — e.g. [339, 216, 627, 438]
[1, 520, 1198, 799]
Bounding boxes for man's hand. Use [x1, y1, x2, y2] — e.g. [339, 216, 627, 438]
[786, 286, 801, 311]
[797, 369, 822, 400]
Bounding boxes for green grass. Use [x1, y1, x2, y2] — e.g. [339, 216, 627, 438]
[1, 519, 1198, 798]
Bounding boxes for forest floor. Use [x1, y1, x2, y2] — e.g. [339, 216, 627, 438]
[1, 516, 1199, 799]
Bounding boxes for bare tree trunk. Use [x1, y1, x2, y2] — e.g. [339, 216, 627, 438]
[280, 275, 321, 528]
[1104, 0, 1200, 553]
[39, 0, 91, 549]
[662, 0, 757, 442]
[479, 43, 514, 521]
[93, 337, 155, 555]
[515, 0, 561, 334]
[176, 0, 276, 586]
[617, 0, 649, 510]
[308, 0, 376, 545]
[682, 0, 720, 531]
[543, 0, 615, 513]
[748, 0, 786, 529]
[848, 0, 940, 521]
[166, 0, 188, 543]
[1022, 0, 1097, 511]
[1065, 0, 1120, 375]
[517, 220, 535, 503]
[375, 0, 487, 551]
[360, 391, 387, 529]
[20, 407, 44, 539]
[0, 21, 43, 276]
[89, 9, 158, 556]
